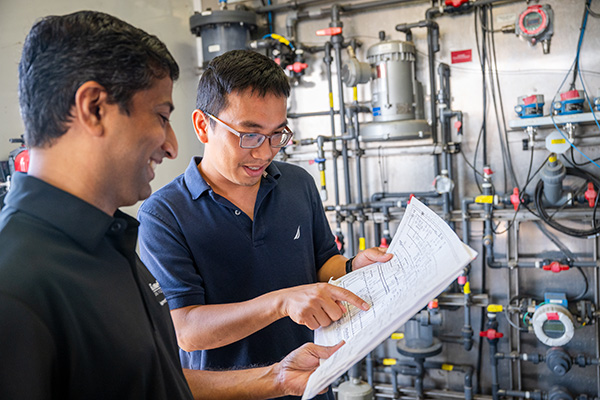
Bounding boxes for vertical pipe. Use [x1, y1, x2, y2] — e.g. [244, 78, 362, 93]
[595, 236, 600, 395]
[506, 223, 514, 391]
[463, 367, 474, 400]
[351, 105, 367, 250]
[426, 22, 441, 178]
[480, 6, 488, 166]
[490, 336, 499, 400]
[414, 358, 424, 399]
[437, 63, 453, 223]
[515, 221, 522, 391]
[323, 42, 344, 247]
[391, 370, 399, 399]
[366, 351, 374, 387]
[330, 4, 354, 255]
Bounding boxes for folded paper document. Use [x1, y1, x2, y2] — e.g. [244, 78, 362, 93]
[302, 197, 478, 400]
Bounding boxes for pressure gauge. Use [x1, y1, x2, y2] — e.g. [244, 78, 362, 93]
[515, 4, 554, 54]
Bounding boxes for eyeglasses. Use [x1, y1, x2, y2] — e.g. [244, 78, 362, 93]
[205, 112, 293, 149]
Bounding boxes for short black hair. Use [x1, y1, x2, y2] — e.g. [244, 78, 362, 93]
[196, 50, 290, 118]
[19, 10, 180, 148]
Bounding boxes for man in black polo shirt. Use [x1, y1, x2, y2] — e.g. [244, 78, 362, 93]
[0, 11, 342, 400]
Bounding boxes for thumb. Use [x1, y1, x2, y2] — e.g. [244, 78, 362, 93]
[312, 340, 345, 360]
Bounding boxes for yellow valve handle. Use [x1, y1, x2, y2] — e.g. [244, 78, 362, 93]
[487, 304, 503, 313]
[359, 237, 366, 251]
[475, 195, 494, 204]
[270, 34, 290, 47]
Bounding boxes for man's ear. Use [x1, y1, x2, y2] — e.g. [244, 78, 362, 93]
[73, 81, 109, 137]
[192, 109, 209, 144]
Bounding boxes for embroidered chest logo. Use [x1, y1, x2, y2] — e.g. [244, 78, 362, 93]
[293, 225, 301, 240]
[149, 280, 167, 306]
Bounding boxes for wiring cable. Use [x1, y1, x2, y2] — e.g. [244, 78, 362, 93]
[472, 6, 488, 191]
[486, 5, 518, 192]
[549, 0, 600, 170]
[533, 220, 589, 301]
[492, 146, 535, 235]
[587, 1, 600, 18]
[489, 7, 518, 191]
[567, 146, 600, 167]
[503, 309, 528, 332]
[534, 167, 600, 238]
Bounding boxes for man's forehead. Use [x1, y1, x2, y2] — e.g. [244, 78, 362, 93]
[133, 77, 174, 109]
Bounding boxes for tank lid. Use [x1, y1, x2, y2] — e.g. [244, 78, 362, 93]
[367, 40, 415, 58]
[190, 9, 257, 34]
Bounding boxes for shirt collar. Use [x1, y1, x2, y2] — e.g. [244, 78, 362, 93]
[5, 173, 139, 253]
[184, 156, 282, 200]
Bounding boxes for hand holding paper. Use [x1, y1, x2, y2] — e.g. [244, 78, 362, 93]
[302, 197, 478, 399]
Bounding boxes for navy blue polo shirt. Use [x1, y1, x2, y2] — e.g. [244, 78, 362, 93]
[138, 157, 339, 399]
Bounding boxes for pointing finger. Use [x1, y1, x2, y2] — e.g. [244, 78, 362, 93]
[328, 285, 370, 311]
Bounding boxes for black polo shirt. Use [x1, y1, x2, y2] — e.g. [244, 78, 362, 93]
[0, 173, 193, 400]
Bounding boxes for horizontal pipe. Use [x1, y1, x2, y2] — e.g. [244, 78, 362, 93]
[371, 191, 440, 202]
[288, 110, 339, 118]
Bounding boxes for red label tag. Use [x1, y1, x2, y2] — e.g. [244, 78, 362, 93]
[546, 312, 559, 320]
[451, 49, 472, 64]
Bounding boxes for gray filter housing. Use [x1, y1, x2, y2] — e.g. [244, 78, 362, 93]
[190, 9, 257, 67]
[360, 40, 430, 141]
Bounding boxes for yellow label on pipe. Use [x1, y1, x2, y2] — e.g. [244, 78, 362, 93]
[320, 170, 326, 187]
[391, 333, 404, 340]
[353, 86, 358, 102]
[383, 358, 397, 366]
[551, 139, 566, 144]
[441, 364, 454, 371]
[329, 92, 334, 109]
[359, 237, 366, 251]
[549, 154, 557, 163]
[475, 195, 494, 204]
[487, 304, 503, 313]
[464, 281, 471, 294]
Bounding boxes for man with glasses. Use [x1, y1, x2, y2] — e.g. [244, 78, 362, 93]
[138, 50, 391, 399]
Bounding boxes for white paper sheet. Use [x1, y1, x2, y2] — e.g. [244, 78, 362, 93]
[302, 197, 478, 400]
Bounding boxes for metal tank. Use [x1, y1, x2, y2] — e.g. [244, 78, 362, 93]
[342, 38, 430, 141]
[189, 8, 257, 67]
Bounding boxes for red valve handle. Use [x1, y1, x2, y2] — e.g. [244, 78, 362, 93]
[286, 62, 308, 73]
[445, 0, 469, 7]
[584, 182, 597, 208]
[479, 329, 503, 340]
[542, 261, 569, 273]
[510, 187, 520, 211]
[316, 27, 342, 36]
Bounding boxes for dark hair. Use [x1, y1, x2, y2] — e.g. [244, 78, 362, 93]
[196, 50, 290, 118]
[18, 11, 180, 148]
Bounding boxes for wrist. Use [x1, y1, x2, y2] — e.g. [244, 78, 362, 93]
[345, 256, 355, 274]
[268, 362, 287, 397]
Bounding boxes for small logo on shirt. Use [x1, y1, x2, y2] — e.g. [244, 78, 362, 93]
[149, 280, 167, 306]
[293, 226, 301, 240]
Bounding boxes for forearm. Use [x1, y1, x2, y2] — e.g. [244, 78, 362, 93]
[317, 254, 347, 282]
[173, 291, 286, 351]
[183, 366, 285, 400]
